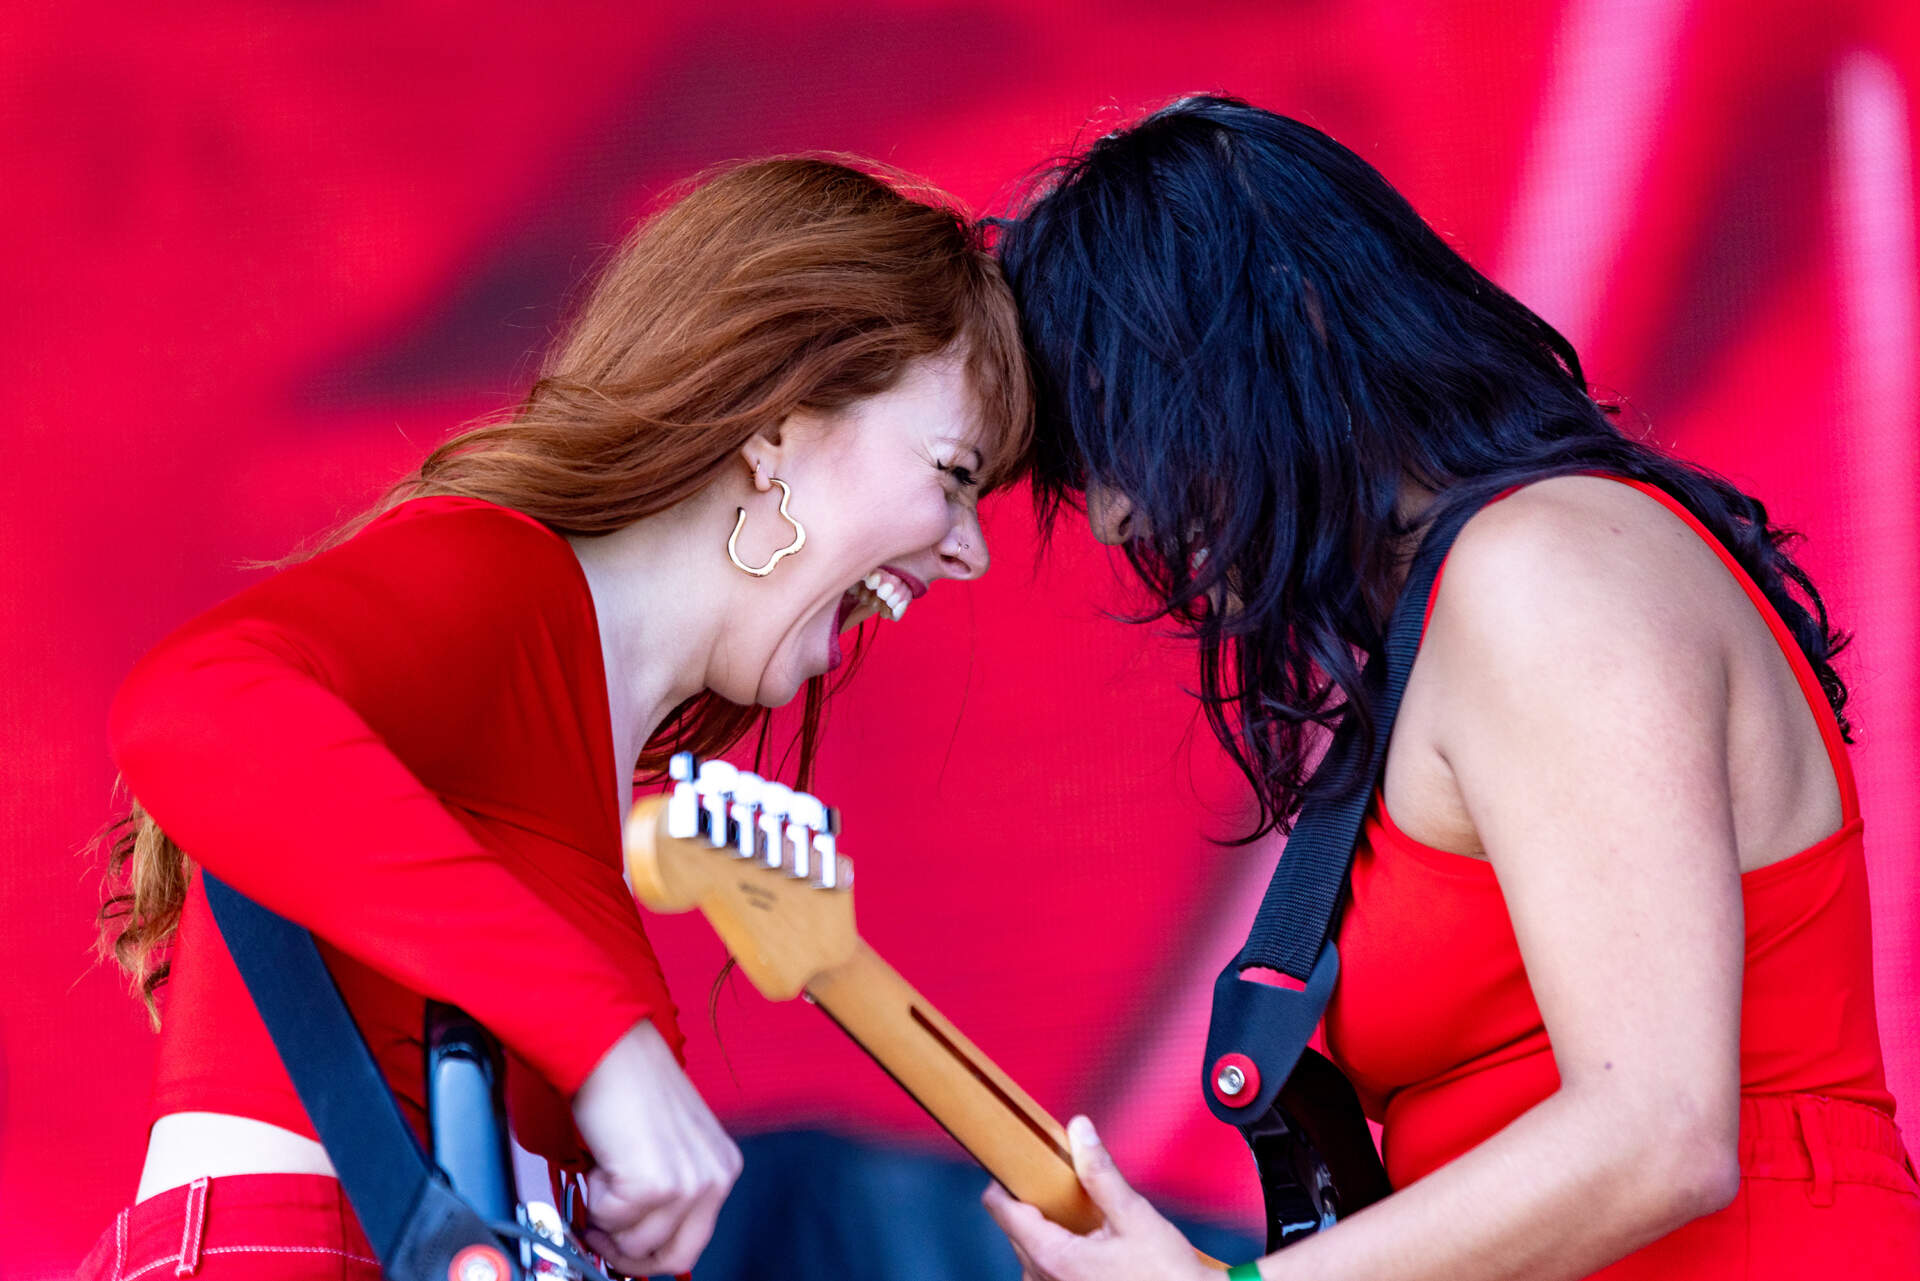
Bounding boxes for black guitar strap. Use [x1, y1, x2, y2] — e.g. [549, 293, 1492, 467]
[1201, 492, 1491, 1131]
[202, 872, 526, 1281]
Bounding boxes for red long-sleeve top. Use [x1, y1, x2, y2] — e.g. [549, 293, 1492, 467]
[109, 496, 684, 1163]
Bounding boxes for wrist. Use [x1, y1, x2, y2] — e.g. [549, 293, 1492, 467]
[571, 1019, 679, 1146]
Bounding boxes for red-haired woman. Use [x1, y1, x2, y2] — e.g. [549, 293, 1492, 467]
[84, 157, 1032, 1281]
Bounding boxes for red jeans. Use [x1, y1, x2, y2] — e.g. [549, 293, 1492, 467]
[76, 1174, 379, 1281]
[1593, 1093, 1920, 1278]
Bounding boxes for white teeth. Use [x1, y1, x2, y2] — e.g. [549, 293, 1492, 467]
[855, 570, 909, 622]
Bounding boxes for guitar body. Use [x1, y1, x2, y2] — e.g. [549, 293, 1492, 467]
[425, 1002, 520, 1227]
[1243, 1048, 1391, 1251]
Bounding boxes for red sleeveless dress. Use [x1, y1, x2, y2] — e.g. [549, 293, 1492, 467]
[1321, 478, 1920, 1277]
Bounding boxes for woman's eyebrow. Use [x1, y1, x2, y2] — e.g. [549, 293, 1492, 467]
[938, 437, 987, 469]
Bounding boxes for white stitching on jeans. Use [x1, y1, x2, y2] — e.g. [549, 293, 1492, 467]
[174, 1177, 209, 1277]
[122, 1257, 182, 1281]
[114, 1208, 128, 1281]
[204, 1245, 378, 1264]
[120, 1245, 378, 1281]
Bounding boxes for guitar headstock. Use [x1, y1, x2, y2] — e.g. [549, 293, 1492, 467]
[623, 753, 858, 1001]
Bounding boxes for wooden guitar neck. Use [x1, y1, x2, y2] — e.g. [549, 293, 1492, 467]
[804, 942, 1100, 1233]
[623, 768, 1226, 1270]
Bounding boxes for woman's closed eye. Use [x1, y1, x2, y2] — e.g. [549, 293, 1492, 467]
[936, 460, 981, 489]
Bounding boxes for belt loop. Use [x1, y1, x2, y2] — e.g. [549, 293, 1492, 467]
[1794, 1097, 1835, 1207]
[174, 1176, 210, 1277]
[113, 1206, 129, 1281]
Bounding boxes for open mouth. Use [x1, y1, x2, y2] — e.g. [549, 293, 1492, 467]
[1185, 519, 1210, 575]
[836, 565, 924, 632]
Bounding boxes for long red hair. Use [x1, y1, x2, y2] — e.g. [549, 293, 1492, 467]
[97, 155, 1032, 1022]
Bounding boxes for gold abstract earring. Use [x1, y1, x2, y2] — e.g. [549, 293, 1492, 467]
[727, 476, 806, 577]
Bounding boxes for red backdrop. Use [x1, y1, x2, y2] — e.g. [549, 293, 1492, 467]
[7, 3, 1919, 1276]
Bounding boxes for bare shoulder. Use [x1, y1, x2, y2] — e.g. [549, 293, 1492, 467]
[1428, 475, 1743, 665]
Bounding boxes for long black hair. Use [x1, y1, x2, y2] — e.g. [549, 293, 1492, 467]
[994, 95, 1848, 839]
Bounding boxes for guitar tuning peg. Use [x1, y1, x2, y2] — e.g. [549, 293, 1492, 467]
[786, 793, 826, 879]
[729, 772, 764, 859]
[669, 752, 698, 783]
[757, 782, 794, 869]
[666, 769, 700, 840]
[785, 793, 818, 829]
[809, 801, 841, 891]
[695, 760, 737, 847]
[695, 759, 738, 793]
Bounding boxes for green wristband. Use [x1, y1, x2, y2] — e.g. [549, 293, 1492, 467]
[1227, 1264, 1263, 1280]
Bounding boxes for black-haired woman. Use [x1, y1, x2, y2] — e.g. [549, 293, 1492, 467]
[983, 96, 1918, 1281]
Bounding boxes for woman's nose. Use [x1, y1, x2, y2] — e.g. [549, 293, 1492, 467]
[1086, 486, 1137, 546]
[937, 510, 990, 580]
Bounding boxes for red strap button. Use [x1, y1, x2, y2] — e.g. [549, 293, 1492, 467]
[448, 1244, 510, 1281]
[1211, 1052, 1260, 1107]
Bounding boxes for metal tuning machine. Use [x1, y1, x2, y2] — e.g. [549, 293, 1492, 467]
[728, 770, 764, 860]
[662, 752, 852, 893]
[693, 758, 738, 849]
[819, 804, 847, 889]
[758, 782, 794, 871]
[785, 793, 824, 881]
[666, 751, 702, 841]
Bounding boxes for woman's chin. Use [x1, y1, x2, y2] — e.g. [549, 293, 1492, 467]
[751, 612, 846, 706]
[752, 649, 831, 707]
[750, 672, 805, 708]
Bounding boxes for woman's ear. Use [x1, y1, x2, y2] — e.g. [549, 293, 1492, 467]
[737, 426, 786, 494]
[739, 408, 828, 491]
